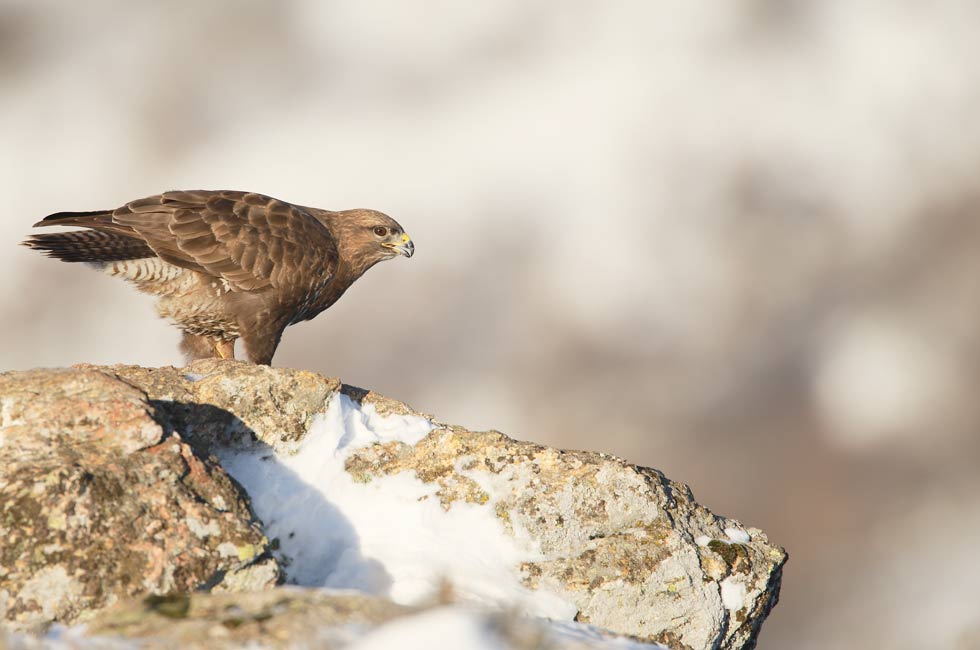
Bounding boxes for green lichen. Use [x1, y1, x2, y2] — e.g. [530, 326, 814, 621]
[707, 539, 751, 574]
[144, 593, 191, 619]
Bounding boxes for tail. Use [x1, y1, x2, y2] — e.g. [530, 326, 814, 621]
[24, 209, 154, 263]
[22, 230, 155, 263]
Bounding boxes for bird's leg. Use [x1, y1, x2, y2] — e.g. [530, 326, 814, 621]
[180, 332, 216, 363]
[180, 332, 236, 362]
[241, 325, 284, 365]
[213, 338, 236, 360]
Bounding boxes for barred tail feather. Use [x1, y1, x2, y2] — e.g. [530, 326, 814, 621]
[22, 230, 155, 263]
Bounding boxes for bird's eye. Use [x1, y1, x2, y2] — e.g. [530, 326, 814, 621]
[373, 226, 388, 237]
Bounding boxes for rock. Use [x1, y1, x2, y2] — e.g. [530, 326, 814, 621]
[342, 427, 785, 650]
[0, 362, 786, 649]
[84, 588, 416, 650]
[0, 368, 163, 455]
[101, 361, 341, 452]
[0, 367, 278, 632]
[4, 588, 666, 650]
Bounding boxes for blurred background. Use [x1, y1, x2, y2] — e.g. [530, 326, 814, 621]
[2, 2, 979, 647]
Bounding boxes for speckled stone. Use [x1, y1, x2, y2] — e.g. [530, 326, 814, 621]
[85, 587, 417, 650]
[0, 367, 278, 633]
[104, 360, 341, 453]
[341, 425, 786, 650]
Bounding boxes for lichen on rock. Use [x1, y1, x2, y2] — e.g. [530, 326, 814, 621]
[0, 365, 278, 633]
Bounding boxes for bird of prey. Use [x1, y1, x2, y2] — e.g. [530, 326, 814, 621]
[23, 190, 414, 364]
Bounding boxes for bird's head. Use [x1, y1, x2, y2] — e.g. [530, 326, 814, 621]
[308, 207, 414, 273]
[348, 209, 414, 260]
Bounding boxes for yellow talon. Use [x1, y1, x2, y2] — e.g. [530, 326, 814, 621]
[214, 339, 235, 359]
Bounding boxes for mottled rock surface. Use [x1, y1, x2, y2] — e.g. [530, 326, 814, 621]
[85, 588, 416, 650]
[102, 361, 340, 452]
[343, 427, 785, 650]
[0, 362, 786, 649]
[0, 366, 278, 632]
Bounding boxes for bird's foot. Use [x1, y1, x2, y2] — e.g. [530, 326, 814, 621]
[214, 339, 235, 360]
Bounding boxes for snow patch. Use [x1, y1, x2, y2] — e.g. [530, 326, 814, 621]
[217, 394, 576, 620]
[346, 606, 666, 650]
[347, 607, 502, 650]
[724, 527, 750, 543]
[720, 577, 746, 611]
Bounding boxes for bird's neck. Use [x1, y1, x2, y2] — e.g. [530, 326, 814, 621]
[304, 250, 383, 324]
[316, 211, 381, 282]
[331, 260, 369, 291]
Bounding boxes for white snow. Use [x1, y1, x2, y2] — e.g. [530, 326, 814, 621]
[217, 394, 577, 620]
[720, 577, 746, 612]
[697, 529, 750, 546]
[345, 606, 667, 650]
[346, 607, 503, 650]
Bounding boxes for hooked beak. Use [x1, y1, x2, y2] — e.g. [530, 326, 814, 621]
[383, 233, 415, 258]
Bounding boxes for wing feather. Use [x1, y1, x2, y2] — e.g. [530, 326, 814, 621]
[107, 190, 338, 294]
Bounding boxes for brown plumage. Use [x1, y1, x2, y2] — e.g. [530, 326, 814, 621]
[23, 190, 414, 364]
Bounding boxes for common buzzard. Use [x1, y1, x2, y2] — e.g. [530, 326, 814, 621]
[23, 190, 414, 364]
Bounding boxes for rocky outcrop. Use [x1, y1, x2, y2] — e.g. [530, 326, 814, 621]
[4, 589, 666, 650]
[341, 427, 784, 650]
[0, 361, 786, 649]
[0, 367, 277, 633]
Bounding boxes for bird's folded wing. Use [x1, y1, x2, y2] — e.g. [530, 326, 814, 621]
[111, 190, 338, 292]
